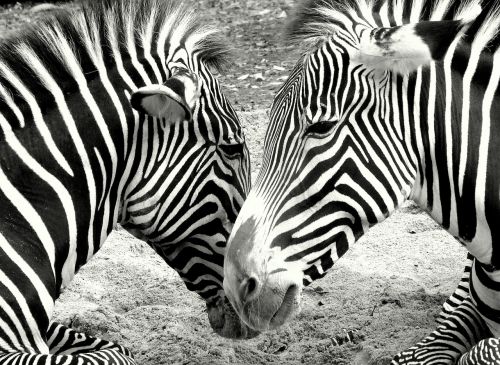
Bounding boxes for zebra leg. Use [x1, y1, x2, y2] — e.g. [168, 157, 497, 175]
[437, 253, 474, 324]
[0, 323, 136, 365]
[457, 257, 500, 364]
[458, 338, 500, 364]
[47, 321, 133, 358]
[0, 349, 136, 364]
[0, 272, 135, 363]
[392, 254, 489, 364]
[391, 297, 488, 364]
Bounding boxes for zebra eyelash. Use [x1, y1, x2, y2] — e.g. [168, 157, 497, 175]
[218, 143, 245, 158]
[304, 118, 339, 136]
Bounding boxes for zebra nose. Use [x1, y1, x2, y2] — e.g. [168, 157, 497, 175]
[239, 276, 260, 303]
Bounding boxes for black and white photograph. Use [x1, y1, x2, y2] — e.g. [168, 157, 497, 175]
[0, 0, 498, 363]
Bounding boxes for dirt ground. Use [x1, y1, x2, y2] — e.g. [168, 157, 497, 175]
[0, 2, 468, 364]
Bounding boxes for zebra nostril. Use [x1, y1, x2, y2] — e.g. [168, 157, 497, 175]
[240, 276, 260, 303]
[247, 277, 257, 294]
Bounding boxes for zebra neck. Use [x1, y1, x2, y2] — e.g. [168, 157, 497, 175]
[410, 46, 500, 266]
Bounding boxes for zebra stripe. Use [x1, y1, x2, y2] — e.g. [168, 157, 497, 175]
[439, 254, 474, 324]
[0, 0, 252, 363]
[223, 0, 500, 361]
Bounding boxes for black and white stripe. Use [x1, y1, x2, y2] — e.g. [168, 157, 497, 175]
[392, 254, 489, 364]
[0, 0, 251, 363]
[439, 254, 474, 324]
[223, 0, 500, 361]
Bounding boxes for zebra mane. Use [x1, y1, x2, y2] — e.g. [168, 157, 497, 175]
[78, 0, 231, 70]
[0, 0, 230, 87]
[287, 0, 500, 54]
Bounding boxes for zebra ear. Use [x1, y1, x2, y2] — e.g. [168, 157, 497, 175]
[130, 70, 199, 123]
[353, 20, 468, 74]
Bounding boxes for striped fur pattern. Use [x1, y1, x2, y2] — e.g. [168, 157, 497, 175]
[438, 254, 474, 324]
[392, 295, 489, 364]
[46, 322, 133, 358]
[0, 324, 136, 363]
[222, 0, 500, 360]
[393, 255, 500, 364]
[0, 0, 251, 363]
[458, 338, 500, 364]
[392, 254, 489, 364]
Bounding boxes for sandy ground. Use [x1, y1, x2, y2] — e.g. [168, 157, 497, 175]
[1, 2, 468, 364]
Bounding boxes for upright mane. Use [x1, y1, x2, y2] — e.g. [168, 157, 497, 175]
[0, 0, 231, 130]
[77, 0, 230, 70]
[287, 0, 500, 54]
[0, 0, 230, 89]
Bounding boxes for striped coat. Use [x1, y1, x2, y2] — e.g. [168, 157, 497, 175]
[0, 0, 252, 363]
[223, 0, 500, 362]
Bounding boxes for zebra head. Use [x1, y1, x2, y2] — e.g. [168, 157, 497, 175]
[71, 0, 255, 338]
[223, 0, 486, 331]
[123, 63, 253, 338]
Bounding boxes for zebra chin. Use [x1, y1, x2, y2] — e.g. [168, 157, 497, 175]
[206, 295, 260, 339]
[242, 283, 302, 332]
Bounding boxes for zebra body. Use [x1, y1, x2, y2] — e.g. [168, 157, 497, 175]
[222, 0, 500, 361]
[0, 0, 252, 363]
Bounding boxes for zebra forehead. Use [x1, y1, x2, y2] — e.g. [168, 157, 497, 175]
[287, 0, 500, 54]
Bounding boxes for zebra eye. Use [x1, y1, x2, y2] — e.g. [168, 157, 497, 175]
[304, 120, 337, 136]
[219, 143, 244, 158]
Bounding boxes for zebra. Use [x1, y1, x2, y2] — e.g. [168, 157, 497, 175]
[439, 254, 474, 325]
[392, 254, 491, 364]
[222, 0, 500, 362]
[0, 0, 255, 363]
